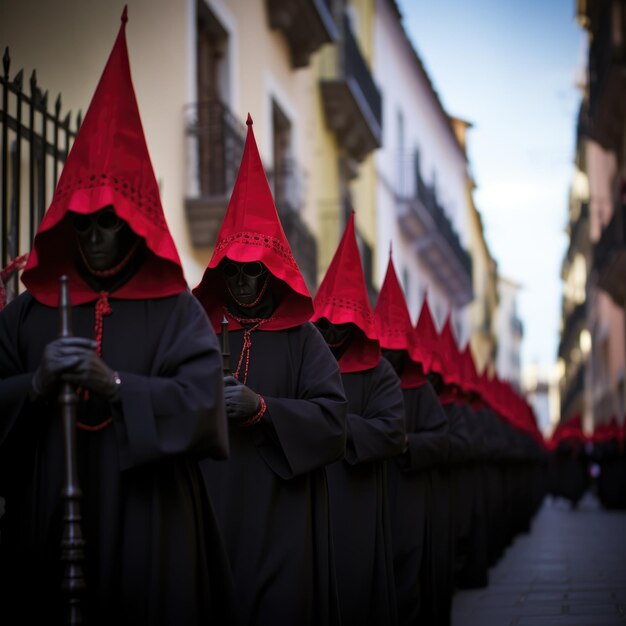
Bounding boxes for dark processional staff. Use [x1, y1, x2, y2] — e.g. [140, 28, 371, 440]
[0, 7, 238, 625]
[58, 275, 87, 625]
[221, 315, 231, 375]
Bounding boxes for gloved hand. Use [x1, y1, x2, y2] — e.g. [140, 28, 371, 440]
[223, 375, 261, 420]
[32, 337, 120, 400]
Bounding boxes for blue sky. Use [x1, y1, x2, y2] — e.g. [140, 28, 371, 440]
[395, 0, 586, 370]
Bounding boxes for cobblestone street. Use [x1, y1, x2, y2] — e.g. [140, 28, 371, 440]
[452, 492, 626, 625]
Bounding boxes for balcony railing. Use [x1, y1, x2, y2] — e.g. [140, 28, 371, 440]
[266, 0, 338, 68]
[184, 99, 246, 247]
[593, 199, 626, 307]
[356, 228, 378, 308]
[268, 157, 305, 215]
[319, 15, 382, 162]
[395, 154, 473, 307]
[586, 3, 626, 149]
[558, 301, 586, 360]
[268, 158, 318, 289]
[562, 201, 590, 273]
[1, 48, 80, 302]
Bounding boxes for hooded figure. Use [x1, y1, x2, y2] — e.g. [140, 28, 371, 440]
[412, 295, 455, 626]
[0, 9, 236, 625]
[193, 115, 347, 626]
[373, 251, 449, 626]
[549, 414, 589, 508]
[592, 416, 626, 510]
[312, 214, 405, 626]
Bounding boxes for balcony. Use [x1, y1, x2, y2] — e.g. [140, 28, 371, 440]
[184, 99, 246, 247]
[396, 159, 473, 307]
[266, 0, 338, 68]
[561, 201, 590, 276]
[584, 4, 626, 151]
[356, 228, 378, 308]
[268, 158, 318, 290]
[558, 301, 586, 360]
[593, 201, 626, 307]
[319, 15, 382, 163]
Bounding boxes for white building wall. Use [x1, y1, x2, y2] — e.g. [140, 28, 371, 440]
[496, 276, 523, 386]
[373, 0, 471, 338]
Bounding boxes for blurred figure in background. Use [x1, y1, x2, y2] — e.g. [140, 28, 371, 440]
[312, 213, 406, 626]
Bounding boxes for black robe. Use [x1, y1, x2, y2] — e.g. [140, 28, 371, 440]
[0, 290, 237, 625]
[200, 322, 347, 626]
[387, 379, 449, 626]
[449, 404, 488, 590]
[326, 358, 406, 626]
[595, 438, 626, 510]
[552, 438, 589, 507]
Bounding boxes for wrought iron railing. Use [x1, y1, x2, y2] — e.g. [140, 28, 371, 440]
[593, 200, 625, 274]
[563, 201, 589, 266]
[268, 157, 317, 288]
[395, 150, 472, 280]
[184, 98, 245, 198]
[318, 15, 382, 130]
[1, 47, 79, 301]
[268, 157, 305, 214]
[558, 301, 586, 360]
[416, 169, 472, 279]
[342, 16, 381, 127]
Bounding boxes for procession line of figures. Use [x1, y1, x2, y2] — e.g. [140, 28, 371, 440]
[2, 10, 620, 626]
[547, 414, 626, 511]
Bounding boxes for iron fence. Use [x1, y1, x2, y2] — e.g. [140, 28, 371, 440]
[1, 47, 79, 301]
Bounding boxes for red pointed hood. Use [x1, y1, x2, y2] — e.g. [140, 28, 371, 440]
[550, 414, 587, 448]
[192, 114, 312, 331]
[22, 7, 186, 305]
[439, 314, 463, 387]
[374, 249, 425, 387]
[374, 249, 412, 352]
[413, 293, 441, 375]
[312, 212, 380, 373]
[592, 415, 621, 444]
[459, 342, 480, 397]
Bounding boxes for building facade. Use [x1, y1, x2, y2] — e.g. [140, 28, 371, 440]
[2, 0, 513, 385]
[495, 276, 523, 390]
[372, 0, 474, 344]
[557, 0, 626, 432]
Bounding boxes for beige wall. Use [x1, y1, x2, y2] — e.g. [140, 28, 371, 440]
[1, 0, 201, 278]
[1, 0, 321, 287]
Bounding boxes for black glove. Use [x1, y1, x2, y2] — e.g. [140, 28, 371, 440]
[32, 337, 120, 401]
[223, 375, 261, 420]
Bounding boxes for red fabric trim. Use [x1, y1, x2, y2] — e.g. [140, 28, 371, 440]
[243, 395, 267, 427]
[0, 253, 29, 310]
[76, 417, 113, 431]
[313, 212, 380, 373]
[193, 116, 312, 330]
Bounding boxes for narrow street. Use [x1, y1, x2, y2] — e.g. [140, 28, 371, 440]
[452, 491, 626, 626]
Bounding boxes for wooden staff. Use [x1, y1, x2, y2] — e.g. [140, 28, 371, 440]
[58, 275, 86, 624]
[221, 315, 230, 376]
